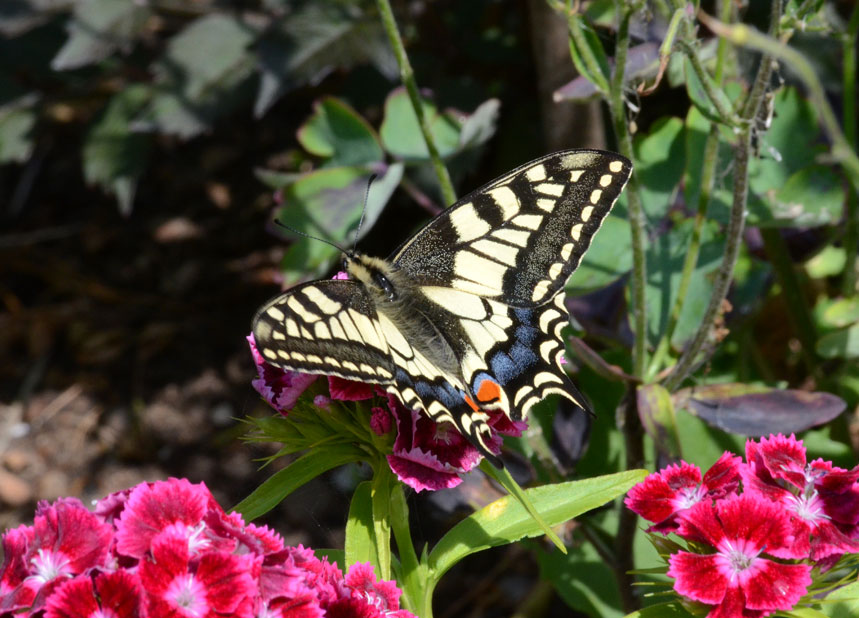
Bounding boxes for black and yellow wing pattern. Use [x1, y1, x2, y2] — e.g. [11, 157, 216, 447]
[253, 149, 632, 466]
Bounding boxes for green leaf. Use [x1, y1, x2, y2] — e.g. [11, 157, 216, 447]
[633, 116, 685, 221]
[819, 296, 859, 329]
[566, 215, 632, 293]
[83, 85, 152, 215]
[52, 0, 150, 70]
[787, 608, 838, 618]
[297, 97, 383, 166]
[0, 103, 36, 163]
[749, 165, 846, 228]
[573, 355, 630, 477]
[645, 220, 725, 347]
[637, 384, 680, 459]
[278, 163, 401, 241]
[158, 14, 256, 100]
[231, 445, 364, 520]
[254, 2, 396, 117]
[567, 17, 610, 92]
[623, 603, 694, 617]
[683, 55, 734, 125]
[683, 105, 735, 220]
[457, 98, 500, 150]
[822, 580, 859, 618]
[345, 482, 379, 574]
[136, 14, 256, 138]
[427, 470, 647, 582]
[379, 89, 460, 160]
[749, 87, 825, 197]
[806, 245, 847, 279]
[538, 539, 624, 618]
[274, 162, 402, 284]
[817, 324, 859, 359]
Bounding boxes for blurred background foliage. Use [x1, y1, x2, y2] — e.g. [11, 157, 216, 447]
[1, 0, 859, 616]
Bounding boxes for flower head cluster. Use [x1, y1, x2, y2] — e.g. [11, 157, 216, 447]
[625, 434, 859, 618]
[0, 478, 415, 618]
[248, 335, 525, 492]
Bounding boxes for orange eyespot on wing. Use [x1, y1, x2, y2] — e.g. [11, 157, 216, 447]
[476, 379, 501, 404]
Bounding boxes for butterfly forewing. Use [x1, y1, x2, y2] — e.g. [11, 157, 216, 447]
[253, 280, 396, 384]
[391, 150, 631, 305]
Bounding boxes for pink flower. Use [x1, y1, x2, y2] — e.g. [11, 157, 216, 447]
[139, 526, 258, 617]
[385, 393, 484, 492]
[370, 407, 393, 436]
[248, 334, 318, 413]
[328, 376, 375, 401]
[741, 434, 859, 561]
[0, 498, 113, 614]
[625, 453, 741, 533]
[44, 570, 143, 618]
[114, 477, 216, 559]
[0, 478, 416, 618]
[668, 494, 812, 617]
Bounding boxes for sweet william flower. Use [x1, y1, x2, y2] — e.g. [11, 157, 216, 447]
[44, 570, 143, 618]
[668, 494, 811, 618]
[0, 478, 416, 618]
[624, 452, 741, 533]
[741, 434, 859, 562]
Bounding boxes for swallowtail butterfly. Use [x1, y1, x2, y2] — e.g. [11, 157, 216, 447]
[253, 150, 632, 467]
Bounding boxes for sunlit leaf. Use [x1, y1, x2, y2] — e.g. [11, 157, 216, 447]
[297, 97, 383, 167]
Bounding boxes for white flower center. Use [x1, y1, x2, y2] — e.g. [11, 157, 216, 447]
[27, 549, 72, 584]
[166, 573, 207, 616]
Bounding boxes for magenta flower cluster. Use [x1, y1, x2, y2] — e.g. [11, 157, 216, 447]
[248, 335, 526, 492]
[625, 434, 859, 618]
[0, 478, 415, 618]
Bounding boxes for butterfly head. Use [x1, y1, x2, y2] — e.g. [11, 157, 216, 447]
[342, 252, 398, 302]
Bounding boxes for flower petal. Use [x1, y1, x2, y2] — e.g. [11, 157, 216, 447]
[741, 559, 811, 611]
[667, 552, 727, 604]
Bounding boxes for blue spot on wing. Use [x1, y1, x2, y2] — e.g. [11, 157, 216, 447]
[509, 342, 538, 368]
[489, 351, 517, 384]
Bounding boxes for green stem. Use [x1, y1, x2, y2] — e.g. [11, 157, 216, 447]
[665, 1, 781, 392]
[699, 12, 859, 196]
[843, 6, 859, 295]
[608, 5, 648, 379]
[608, 5, 646, 613]
[371, 466, 393, 581]
[678, 39, 739, 126]
[389, 482, 427, 616]
[375, 0, 456, 206]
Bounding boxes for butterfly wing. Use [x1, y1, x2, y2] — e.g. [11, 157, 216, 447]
[389, 149, 632, 425]
[252, 279, 396, 384]
[391, 149, 631, 305]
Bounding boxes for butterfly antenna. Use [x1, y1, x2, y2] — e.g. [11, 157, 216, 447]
[352, 174, 377, 253]
[271, 219, 346, 253]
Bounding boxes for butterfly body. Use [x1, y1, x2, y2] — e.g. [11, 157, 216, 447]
[254, 150, 632, 466]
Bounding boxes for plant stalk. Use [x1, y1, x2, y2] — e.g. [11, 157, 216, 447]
[665, 1, 781, 391]
[376, 0, 456, 206]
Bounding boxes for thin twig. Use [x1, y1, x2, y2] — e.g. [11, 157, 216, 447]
[665, 1, 782, 392]
[375, 0, 456, 206]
